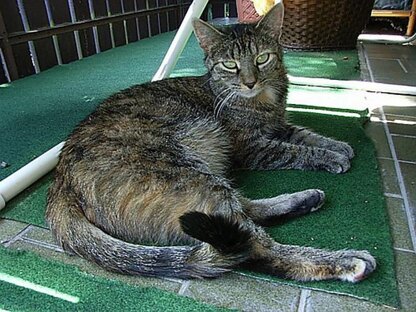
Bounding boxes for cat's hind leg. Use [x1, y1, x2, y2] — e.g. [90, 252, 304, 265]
[242, 189, 325, 226]
[243, 223, 376, 283]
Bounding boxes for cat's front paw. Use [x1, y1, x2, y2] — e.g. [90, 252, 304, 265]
[336, 250, 376, 283]
[320, 152, 351, 174]
[332, 141, 354, 160]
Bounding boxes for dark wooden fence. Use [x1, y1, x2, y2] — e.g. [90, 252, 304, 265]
[0, 0, 236, 84]
[210, 0, 237, 19]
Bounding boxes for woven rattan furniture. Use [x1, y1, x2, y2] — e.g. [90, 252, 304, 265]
[237, 0, 376, 51]
[236, 0, 261, 22]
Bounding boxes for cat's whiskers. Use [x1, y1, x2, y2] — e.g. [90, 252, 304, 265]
[214, 89, 237, 119]
[213, 87, 231, 109]
[213, 86, 235, 113]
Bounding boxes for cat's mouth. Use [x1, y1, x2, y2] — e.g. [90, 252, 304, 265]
[238, 86, 277, 104]
[238, 86, 262, 98]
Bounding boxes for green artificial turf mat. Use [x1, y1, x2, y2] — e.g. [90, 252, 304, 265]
[0, 31, 396, 307]
[0, 247, 228, 311]
[284, 50, 361, 80]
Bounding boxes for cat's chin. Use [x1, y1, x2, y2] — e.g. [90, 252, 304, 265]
[238, 89, 262, 99]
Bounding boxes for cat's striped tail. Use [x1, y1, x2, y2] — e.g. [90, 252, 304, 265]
[47, 201, 252, 279]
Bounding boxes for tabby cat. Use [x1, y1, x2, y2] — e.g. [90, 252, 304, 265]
[47, 3, 376, 282]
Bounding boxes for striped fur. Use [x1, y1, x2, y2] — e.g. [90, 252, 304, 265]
[47, 4, 375, 282]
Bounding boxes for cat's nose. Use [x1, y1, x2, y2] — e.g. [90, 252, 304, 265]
[244, 81, 256, 89]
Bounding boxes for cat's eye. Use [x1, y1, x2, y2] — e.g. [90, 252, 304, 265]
[256, 53, 270, 66]
[222, 61, 238, 70]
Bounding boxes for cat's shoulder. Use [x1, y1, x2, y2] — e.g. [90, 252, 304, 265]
[119, 75, 209, 95]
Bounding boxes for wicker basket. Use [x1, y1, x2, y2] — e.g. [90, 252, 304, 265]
[236, 0, 375, 51]
[236, 0, 260, 23]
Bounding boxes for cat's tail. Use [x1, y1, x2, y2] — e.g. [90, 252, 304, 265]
[47, 201, 252, 279]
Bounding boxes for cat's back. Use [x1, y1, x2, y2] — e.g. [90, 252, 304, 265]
[63, 75, 214, 150]
[102, 75, 213, 118]
[58, 74, 228, 178]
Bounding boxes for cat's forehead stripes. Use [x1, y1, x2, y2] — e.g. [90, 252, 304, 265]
[224, 25, 259, 59]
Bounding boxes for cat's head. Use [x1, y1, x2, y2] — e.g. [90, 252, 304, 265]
[193, 3, 286, 103]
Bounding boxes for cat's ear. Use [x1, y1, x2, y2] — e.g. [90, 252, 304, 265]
[255, 2, 284, 39]
[192, 19, 225, 54]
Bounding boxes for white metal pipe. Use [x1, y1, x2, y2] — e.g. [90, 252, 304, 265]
[288, 75, 416, 96]
[152, 0, 209, 81]
[0, 142, 65, 210]
[358, 33, 416, 45]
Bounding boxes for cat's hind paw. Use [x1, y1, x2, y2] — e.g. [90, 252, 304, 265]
[338, 250, 376, 283]
[287, 189, 325, 215]
[308, 189, 325, 212]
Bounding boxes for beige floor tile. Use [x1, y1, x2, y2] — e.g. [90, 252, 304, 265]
[183, 273, 301, 312]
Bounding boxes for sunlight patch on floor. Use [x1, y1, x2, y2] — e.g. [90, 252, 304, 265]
[288, 85, 369, 112]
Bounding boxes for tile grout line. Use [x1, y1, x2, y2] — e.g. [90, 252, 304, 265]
[362, 45, 375, 82]
[379, 108, 416, 252]
[378, 156, 394, 161]
[21, 236, 64, 253]
[384, 192, 403, 199]
[394, 247, 416, 254]
[398, 160, 416, 165]
[161, 277, 186, 286]
[178, 280, 191, 296]
[396, 59, 408, 74]
[357, 42, 372, 82]
[377, 156, 416, 165]
[2, 224, 32, 247]
[390, 133, 416, 139]
[297, 289, 311, 312]
[384, 112, 416, 120]
[365, 49, 416, 253]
